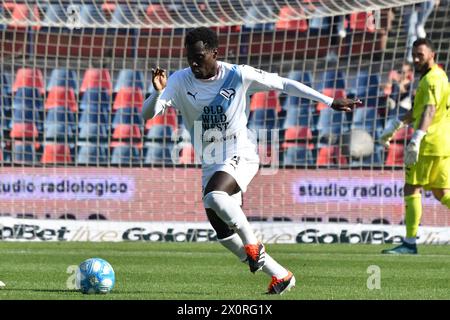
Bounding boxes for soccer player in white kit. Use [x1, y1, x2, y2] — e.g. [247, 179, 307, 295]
[143, 27, 361, 294]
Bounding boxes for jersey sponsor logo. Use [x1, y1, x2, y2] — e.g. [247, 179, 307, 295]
[187, 91, 198, 100]
[219, 88, 236, 101]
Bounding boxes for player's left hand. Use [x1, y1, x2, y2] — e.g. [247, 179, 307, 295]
[404, 141, 420, 166]
[404, 130, 426, 166]
[331, 98, 363, 112]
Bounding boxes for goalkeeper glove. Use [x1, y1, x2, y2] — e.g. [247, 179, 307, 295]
[404, 130, 426, 166]
[379, 119, 404, 148]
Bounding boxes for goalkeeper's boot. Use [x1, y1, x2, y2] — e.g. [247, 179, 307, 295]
[244, 242, 266, 273]
[381, 242, 417, 254]
[267, 271, 296, 295]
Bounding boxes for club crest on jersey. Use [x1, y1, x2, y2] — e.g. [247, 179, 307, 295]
[219, 88, 236, 101]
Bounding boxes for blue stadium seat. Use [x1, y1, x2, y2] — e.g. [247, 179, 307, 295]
[10, 88, 43, 135]
[248, 109, 277, 130]
[114, 69, 145, 92]
[144, 142, 173, 164]
[320, 70, 346, 90]
[78, 103, 109, 139]
[112, 107, 142, 128]
[12, 142, 37, 164]
[77, 143, 108, 165]
[111, 5, 137, 25]
[287, 71, 312, 88]
[80, 88, 111, 111]
[283, 103, 314, 129]
[283, 146, 314, 165]
[353, 70, 380, 107]
[47, 69, 79, 93]
[146, 124, 174, 141]
[316, 108, 348, 143]
[44, 106, 76, 140]
[111, 143, 141, 165]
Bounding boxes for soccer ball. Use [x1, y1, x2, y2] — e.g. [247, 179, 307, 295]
[76, 258, 115, 294]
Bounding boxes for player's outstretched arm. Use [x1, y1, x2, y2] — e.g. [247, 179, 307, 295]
[281, 77, 361, 112]
[142, 67, 168, 121]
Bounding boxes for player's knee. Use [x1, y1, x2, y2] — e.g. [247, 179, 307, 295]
[203, 191, 229, 214]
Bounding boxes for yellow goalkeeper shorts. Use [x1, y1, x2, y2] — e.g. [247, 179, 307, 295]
[405, 154, 450, 189]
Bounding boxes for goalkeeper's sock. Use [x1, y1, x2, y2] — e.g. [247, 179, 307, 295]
[218, 234, 289, 279]
[204, 191, 258, 244]
[440, 192, 450, 209]
[404, 194, 422, 242]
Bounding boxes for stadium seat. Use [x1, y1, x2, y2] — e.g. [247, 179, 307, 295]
[112, 107, 142, 139]
[113, 87, 144, 111]
[80, 69, 113, 95]
[287, 70, 312, 87]
[78, 103, 109, 139]
[316, 108, 348, 144]
[44, 106, 76, 140]
[146, 124, 173, 142]
[41, 143, 73, 164]
[391, 126, 414, 144]
[11, 141, 37, 164]
[316, 88, 346, 111]
[10, 88, 43, 138]
[13, 68, 45, 95]
[316, 146, 348, 166]
[114, 69, 145, 92]
[282, 126, 314, 150]
[250, 91, 281, 112]
[177, 143, 197, 165]
[111, 5, 138, 25]
[110, 142, 141, 165]
[4, 3, 40, 30]
[1, 73, 12, 94]
[351, 70, 380, 107]
[47, 69, 79, 93]
[248, 109, 277, 131]
[79, 4, 107, 25]
[145, 107, 178, 131]
[0, 81, 12, 128]
[79, 88, 111, 111]
[275, 6, 308, 32]
[349, 12, 376, 33]
[77, 143, 109, 165]
[144, 142, 173, 164]
[283, 103, 313, 128]
[283, 145, 314, 165]
[45, 86, 78, 113]
[320, 70, 346, 90]
[351, 107, 378, 133]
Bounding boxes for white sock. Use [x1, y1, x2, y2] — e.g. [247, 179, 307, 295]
[204, 191, 258, 245]
[218, 233, 289, 279]
[404, 237, 417, 245]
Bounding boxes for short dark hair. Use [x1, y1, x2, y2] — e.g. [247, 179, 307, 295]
[412, 38, 435, 51]
[185, 27, 218, 50]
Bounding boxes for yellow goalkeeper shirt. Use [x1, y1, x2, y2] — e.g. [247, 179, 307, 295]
[412, 64, 450, 156]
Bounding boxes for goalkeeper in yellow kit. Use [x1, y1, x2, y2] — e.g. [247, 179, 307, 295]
[380, 38, 450, 254]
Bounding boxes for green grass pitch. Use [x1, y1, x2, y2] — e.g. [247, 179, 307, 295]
[0, 242, 448, 300]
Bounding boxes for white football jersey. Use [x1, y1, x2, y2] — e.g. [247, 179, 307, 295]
[154, 61, 284, 163]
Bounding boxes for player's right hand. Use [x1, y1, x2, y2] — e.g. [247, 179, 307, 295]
[152, 67, 167, 91]
[379, 118, 404, 148]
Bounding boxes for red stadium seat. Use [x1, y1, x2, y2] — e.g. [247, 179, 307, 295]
[113, 87, 144, 111]
[178, 144, 196, 164]
[4, 3, 40, 30]
[80, 68, 112, 95]
[349, 12, 376, 33]
[145, 107, 178, 130]
[250, 91, 281, 113]
[316, 88, 346, 111]
[282, 126, 314, 150]
[45, 86, 78, 112]
[316, 146, 348, 165]
[113, 124, 142, 140]
[12, 68, 45, 94]
[10, 123, 39, 139]
[391, 126, 414, 143]
[41, 144, 72, 164]
[275, 6, 308, 32]
[385, 143, 404, 166]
